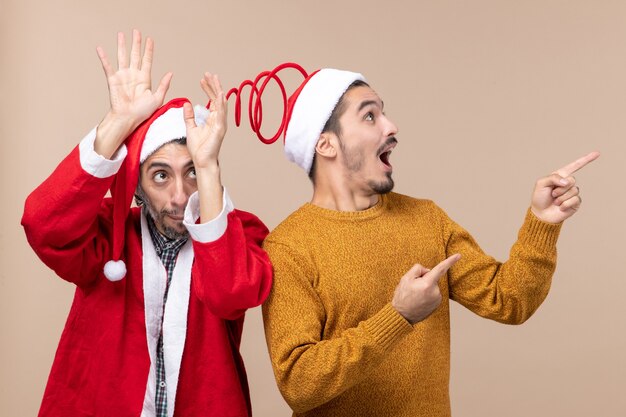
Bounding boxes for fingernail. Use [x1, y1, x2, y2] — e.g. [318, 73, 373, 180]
[559, 179, 568, 185]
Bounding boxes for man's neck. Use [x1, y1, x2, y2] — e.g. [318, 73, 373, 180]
[310, 182, 379, 212]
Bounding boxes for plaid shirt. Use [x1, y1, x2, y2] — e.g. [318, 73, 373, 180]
[146, 214, 188, 417]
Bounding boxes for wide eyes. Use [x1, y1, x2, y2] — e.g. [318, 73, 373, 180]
[150, 168, 196, 184]
[364, 112, 375, 122]
[153, 171, 168, 183]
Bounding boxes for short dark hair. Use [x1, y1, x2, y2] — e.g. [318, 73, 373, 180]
[309, 80, 369, 182]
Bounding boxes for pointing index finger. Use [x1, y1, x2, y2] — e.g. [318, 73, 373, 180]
[425, 253, 461, 285]
[555, 151, 600, 177]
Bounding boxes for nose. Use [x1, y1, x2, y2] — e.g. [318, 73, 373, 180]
[383, 115, 398, 137]
[171, 177, 189, 209]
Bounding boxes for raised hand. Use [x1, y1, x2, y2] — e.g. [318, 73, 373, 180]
[184, 72, 228, 170]
[392, 254, 461, 324]
[531, 151, 600, 224]
[94, 30, 172, 158]
[183, 72, 228, 223]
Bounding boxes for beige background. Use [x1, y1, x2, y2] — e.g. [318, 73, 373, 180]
[2, 1, 625, 416]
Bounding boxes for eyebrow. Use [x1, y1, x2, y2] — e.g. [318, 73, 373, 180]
[145, 160, 194, 172]
[146, 162, 172, 172]
[357, 99, 384, 112]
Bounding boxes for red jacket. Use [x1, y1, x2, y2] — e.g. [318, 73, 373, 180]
[22, 145, 273, 417]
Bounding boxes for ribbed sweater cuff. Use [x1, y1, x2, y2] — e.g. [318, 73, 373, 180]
[363, 303, 414, 351]
[519, 208, 563, 250]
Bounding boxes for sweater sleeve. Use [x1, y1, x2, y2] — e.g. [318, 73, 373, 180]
[262, 240, 413, 413]
[21, 131, 123, 287]
[446, 207, 562, 324]
[190, 208, 273, 321]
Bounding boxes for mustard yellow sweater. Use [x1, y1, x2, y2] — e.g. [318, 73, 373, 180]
[262, 192, 561, 417]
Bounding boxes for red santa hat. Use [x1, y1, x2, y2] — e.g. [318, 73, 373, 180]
[227, 63, 365, 173]
[103, 98, 209, 281]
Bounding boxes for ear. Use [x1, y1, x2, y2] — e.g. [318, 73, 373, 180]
[315, 132, 339, 160]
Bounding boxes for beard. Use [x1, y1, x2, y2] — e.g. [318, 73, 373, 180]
[135, 187, 189, 240]
[340, 137, 396, 195]
[157, 215, 188, 240]
[341, 144, 364, 172]
[368, 172, 395, 194]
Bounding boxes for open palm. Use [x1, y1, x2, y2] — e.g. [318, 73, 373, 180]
[97, 30, 172, 131]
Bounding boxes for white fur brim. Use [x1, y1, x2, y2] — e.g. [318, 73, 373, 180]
[284, 69, 365, 173]
[140, 105, 210, 163]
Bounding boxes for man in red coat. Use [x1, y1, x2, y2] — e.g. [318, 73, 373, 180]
[21, 30, 273, 417]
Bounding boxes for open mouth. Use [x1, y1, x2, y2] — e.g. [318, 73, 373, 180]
[377, 137, 397, 169]
[379, 150, 392, 168]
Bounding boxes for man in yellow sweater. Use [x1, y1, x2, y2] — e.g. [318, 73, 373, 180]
[260, 68, 599, 416]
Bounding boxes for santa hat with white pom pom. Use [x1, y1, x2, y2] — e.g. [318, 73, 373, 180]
[103, 97, 209, 281]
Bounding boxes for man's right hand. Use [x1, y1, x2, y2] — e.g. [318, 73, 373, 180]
[94, 30, 173, 159]
[392, 254, 461, 324]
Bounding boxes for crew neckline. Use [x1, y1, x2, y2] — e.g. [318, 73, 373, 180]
[302, 193, 390, 221]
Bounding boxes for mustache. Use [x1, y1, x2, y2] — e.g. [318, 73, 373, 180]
[160, 208, 182, 217]
[377, 137, 398, 154]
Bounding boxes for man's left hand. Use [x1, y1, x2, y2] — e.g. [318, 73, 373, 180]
[184, 72, 228, 170]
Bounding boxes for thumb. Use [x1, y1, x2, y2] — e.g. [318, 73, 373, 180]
[424, 254, 461, 285]
[154, 72, 173, 104]
[183, 102, 196, 131]
[405, 263, 431, 280]
[536, 173, 570, 190]
[400, 264, 430, 282]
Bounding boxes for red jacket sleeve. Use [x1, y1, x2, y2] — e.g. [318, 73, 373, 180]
[191, 209, 273, 320]
[21, 147, 115, 287]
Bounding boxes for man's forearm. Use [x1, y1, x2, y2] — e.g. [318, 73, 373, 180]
[195, 162, 223, 223]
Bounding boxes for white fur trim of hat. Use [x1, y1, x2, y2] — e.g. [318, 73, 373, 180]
[284, 68, 365, 173]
